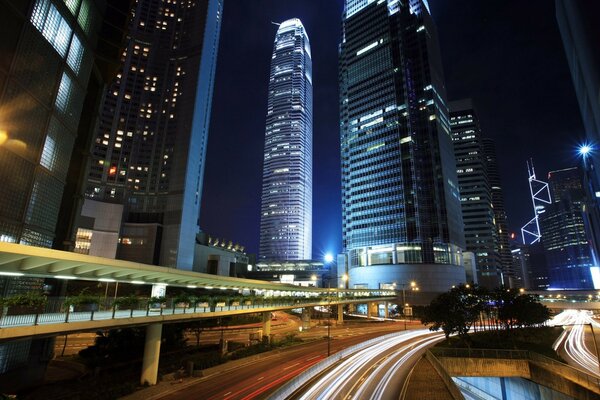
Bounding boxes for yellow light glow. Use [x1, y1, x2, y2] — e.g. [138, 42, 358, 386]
[0, 130, 7, 145]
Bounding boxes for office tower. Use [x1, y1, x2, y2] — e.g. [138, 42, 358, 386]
[339, 0, 465, 294]
[0, 0, 129, 391]
[556, 1, 600, 185]
[450, 100, 501, 288]
[81, 0, 224, 269]
[540, 167, 598, 289]
[259, 18, 312, 261]
[482, 138, 517, 286]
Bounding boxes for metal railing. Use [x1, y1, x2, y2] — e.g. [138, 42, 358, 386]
[0, 295, 391, 329]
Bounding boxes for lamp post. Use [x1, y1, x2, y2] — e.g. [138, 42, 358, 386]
[323, 253, 347, 357]
[397, 281, 417, 330]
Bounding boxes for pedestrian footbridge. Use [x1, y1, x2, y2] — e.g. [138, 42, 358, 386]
[0, 243, 395, 385]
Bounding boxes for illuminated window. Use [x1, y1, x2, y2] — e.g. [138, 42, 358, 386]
[40, 134, 56, 171]
[31, 0, 73, 57]
[55, 72, 73, 112]
[67, 34, 84, 74]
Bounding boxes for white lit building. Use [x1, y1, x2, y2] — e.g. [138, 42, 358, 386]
[259, 19, 313, 261]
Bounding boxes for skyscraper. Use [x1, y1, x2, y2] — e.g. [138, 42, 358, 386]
[259, 19, 312, 261]
[450, 100, 501, 288]
[79, 0, 223, 269]
[540, 167, 598, 289]
[482, 137, 517, 285]
[339, 0, 465, 294]
[556, 1, 600, 185]
[0, 0, 129, 390]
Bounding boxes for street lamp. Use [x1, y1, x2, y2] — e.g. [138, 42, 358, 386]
[396, 281, 417, 330]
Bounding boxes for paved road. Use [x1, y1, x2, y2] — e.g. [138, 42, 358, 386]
[156, 321, 411, 400]
[287, 329, 443, 400]
[551, 309, 600, 377]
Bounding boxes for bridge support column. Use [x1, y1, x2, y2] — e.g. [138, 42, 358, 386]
[384, 302, 389, 319]
[368, 302, 378, 319]
[301, 307, 311, 331]
[140, 323, 162, 385]
[262, 312, 271, 343]
[337, 304, 344, 324]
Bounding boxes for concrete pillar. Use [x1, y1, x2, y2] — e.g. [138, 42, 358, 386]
[140, 323, 162, 385]
[337, 304, 344, 324]
[384, 302, 389, 318]
[301, 307, 311, 331]
[368, 302, 378, 319]
[262, 312, 272, 337]
[348, 303, 356, 313]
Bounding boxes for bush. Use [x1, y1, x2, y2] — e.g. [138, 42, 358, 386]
[4, 291, 47, 308]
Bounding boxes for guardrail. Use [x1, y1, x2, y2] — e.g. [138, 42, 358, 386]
[269, 331, 416, 400]
[0, 295, 393, 329]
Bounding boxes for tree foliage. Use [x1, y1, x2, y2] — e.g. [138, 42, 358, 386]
[421, 285, 550, 339]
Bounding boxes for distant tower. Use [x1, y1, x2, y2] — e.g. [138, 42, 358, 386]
[339, 0, 465, 293]
[450, 100, 501, 288]
[521, 159, 551, 244]
[540, 167, 597, 289]
[259, 19, 313, 261]
[482, 138, 518, 286]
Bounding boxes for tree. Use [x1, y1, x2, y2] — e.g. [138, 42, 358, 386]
[421, 284, 484, 340]
[493, 288, 550, 330]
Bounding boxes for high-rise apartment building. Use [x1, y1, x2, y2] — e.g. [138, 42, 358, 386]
[540, 167, 598, 289]
[339, 0, 465, 294]
[450, 100, 501, 288]
[80, 0, 223, 269]
[259, 19, 312, 261]
[0, 0, 129, 390]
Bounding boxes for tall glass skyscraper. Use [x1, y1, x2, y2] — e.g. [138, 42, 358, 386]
[340, 0, 465, 294]
[259, 19, 313, 261]
[80, 0, 223, 269]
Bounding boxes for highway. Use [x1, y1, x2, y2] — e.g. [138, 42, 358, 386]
[152, 321, 413, 400]
[287, 329, 443, 400]
[550, 309, 600, 377]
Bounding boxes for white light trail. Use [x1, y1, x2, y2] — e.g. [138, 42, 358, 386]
[550, 310, 600, 377]
[298, 329, 441, 399]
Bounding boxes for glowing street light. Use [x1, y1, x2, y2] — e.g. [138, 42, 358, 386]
[324, 253, 334, 263]
[579, 144, 593, 157]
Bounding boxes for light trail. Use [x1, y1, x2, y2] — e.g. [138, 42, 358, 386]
[550, 309, 600, 377]
[297, 329, 442, 400]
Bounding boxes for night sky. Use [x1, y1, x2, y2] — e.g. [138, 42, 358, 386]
[200, 0, 586, 258]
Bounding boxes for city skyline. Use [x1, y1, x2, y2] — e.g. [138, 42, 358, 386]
[202, 0, 587, 257]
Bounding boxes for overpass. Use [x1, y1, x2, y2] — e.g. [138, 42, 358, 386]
[528, 290, 600, 311]
[0, 243, 396, 385]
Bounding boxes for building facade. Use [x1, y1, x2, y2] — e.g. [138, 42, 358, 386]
[339, 0, 465, 295]
[450, 100, 501, 288]
[0, 0, 129, 391]
[259, 18, 313, 261]
[540, 167, 598, 289]
[556, 0, 600, 186]
[80, 0, 223, 270]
